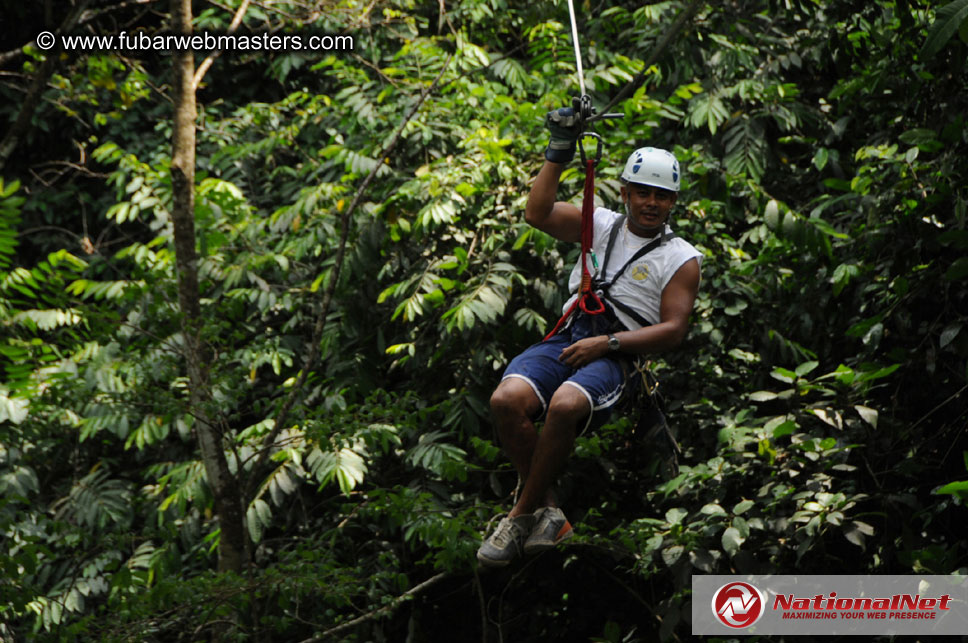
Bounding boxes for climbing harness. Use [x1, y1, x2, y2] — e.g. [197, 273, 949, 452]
[545, 209, 677, 339]
[594, 215, 677, 329]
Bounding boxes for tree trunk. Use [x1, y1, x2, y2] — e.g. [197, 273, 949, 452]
[169, 0, 247, 573]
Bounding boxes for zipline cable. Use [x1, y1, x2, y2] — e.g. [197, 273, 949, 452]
[544, 0, 608, 340]
[566, 0, 586, 97]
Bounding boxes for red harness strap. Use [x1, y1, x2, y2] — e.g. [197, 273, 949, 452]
[544, 157, 605, 340]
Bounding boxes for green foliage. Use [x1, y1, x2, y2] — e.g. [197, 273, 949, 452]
[921, 0, 968, 59]
[1, 0, 966, 639]
[0, 178, 24, 270]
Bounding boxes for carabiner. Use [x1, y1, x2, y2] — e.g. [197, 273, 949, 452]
[578, 131, 603, 166]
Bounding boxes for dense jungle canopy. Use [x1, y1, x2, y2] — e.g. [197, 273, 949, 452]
[1, 0, 967, 640]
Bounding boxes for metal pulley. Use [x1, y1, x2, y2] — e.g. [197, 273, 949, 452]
[572, 95, 623, 165]
[572, 94, 624, 125]
[565, 0, 624, 164]
[573, 94, 595, 123]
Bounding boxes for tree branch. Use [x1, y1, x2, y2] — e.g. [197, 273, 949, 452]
[0, 0, 163, 68]
[0, 0, 92, 171]
[192, 0, 251, 90]
[473, 566, 488, 643]
[590, 0, 703, 121]
[246, 52, 454, 499]
[299, 572, 449, 643]
[909, 383, 968, 432]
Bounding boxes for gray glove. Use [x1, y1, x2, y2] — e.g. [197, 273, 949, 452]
[544, 107, 581, 163]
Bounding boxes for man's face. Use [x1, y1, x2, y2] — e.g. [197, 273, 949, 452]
[621, 183, 678, 237]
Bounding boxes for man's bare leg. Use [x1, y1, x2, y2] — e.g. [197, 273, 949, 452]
[489, 377, 556, 508]
[506, 385, 589, 518]
[478, 381, 587, 566]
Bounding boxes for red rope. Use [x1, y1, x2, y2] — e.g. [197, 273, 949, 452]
[544, 158, 604, 340]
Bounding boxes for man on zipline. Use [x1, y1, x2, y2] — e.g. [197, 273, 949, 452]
[477, 107, 702, 567]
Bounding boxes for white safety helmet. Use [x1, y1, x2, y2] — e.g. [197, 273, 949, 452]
[620, 147, 680, 192]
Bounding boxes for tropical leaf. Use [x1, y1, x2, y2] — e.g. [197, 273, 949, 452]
[723, 116, 767, 182]
[920, 0, 968, 59]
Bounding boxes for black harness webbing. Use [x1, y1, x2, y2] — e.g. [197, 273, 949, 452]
[592, 215, 677, 330]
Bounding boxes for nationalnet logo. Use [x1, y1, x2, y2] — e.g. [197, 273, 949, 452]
[712, 581, 766, 628]
[695, 575, 968, 635]
[772, 591, 953, 621]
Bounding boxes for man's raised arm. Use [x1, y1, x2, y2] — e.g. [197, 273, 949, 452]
[525, 161, 581, 242]
[523, 108, 585, 243]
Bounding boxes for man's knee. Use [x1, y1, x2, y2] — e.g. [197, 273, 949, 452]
[546, 385, 590, 425]
[490, 378, 540, 420]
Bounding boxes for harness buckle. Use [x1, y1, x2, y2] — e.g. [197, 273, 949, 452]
[635, 359, 660, 398]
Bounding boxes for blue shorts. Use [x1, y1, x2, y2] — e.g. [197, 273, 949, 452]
[502, 314, 628, 434]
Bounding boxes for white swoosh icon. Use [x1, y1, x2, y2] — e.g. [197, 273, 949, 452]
[718, 586, 759, 626]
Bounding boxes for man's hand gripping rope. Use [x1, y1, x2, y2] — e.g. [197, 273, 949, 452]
[542, 100, 612, 340]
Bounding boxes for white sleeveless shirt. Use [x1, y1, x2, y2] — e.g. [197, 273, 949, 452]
[563, 207, 702, 330]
